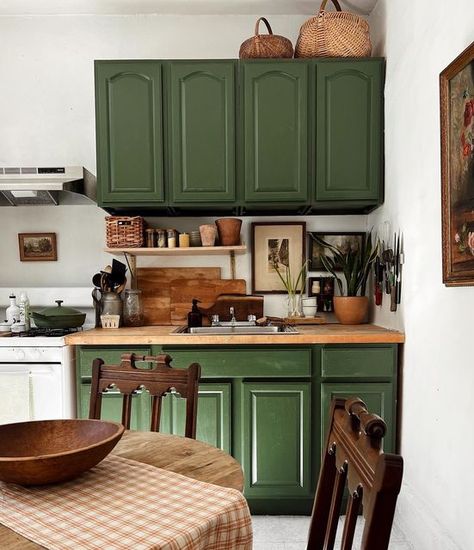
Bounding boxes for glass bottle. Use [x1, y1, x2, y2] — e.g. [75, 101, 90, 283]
[123, 289, 144, 327]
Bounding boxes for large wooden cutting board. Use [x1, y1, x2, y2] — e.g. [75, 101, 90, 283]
[170, 279, 247, 325]
[137, 267, 221, 325]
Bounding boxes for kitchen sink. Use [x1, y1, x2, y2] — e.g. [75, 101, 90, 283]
[172, 325, 298, 335]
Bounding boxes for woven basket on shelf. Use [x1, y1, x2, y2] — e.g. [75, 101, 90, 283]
[105, 216, 145, 248]
[295, 0, 372, 58]
[239, 17, 294, 59]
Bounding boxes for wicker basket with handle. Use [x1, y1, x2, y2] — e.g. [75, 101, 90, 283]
[295, 0, 372, 58]
[105, 216, 145, 248]
[239, 17, 294, 59]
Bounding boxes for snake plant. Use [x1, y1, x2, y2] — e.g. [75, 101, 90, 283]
[311, 232, 378, 297]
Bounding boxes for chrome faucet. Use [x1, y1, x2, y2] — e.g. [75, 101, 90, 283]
[229, 307, 236, 325]
[211, 314, 220, 326]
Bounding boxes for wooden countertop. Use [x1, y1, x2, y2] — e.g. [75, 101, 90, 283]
[65, 324, 404, 345]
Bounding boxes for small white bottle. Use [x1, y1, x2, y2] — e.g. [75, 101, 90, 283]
[6, 294, 20, 325]
[19, 291, 30, 330]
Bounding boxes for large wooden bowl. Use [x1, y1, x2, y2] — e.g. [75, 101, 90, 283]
[0, 419, 124, 485]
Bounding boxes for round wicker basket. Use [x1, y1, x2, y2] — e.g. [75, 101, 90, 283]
[295, 0, 372, 58]
[239, 17, 294, 59]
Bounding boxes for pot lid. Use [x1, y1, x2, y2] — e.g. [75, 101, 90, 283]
[36, 300, 84, 317]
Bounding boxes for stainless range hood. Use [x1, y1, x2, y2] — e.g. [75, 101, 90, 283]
[0, 166, 96, 206]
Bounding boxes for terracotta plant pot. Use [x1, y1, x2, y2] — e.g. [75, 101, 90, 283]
[215, 218, 242, 246]
[333, 296, 369, 325]
[199, 224, 217, 246]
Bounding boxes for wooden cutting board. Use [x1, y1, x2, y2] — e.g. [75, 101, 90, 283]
[137, 267, 221, 325]
[170, 279, 247, 325]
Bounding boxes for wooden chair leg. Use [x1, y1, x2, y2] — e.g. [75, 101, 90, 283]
[121, 394, 132, 429]
[150, 395, 162, 432]
[323, 462, 348, 550]
[341, 486, 362, 550]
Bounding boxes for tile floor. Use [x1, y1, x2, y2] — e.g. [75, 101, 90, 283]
[251, 516, 413, 550]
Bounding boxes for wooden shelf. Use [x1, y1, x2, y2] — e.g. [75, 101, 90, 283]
[104, 245, 247, 256]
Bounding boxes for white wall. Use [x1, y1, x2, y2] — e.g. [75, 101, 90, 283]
[0, 13, 367, 318]
[369, 2, 474, 548]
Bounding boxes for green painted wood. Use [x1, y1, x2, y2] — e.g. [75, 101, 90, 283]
[78, 347, 151, 378]
[162, 347, 312, 378]
[167, 383, 231, 452]
[242, 61, 309, 202]
[320, 345, 395, 380]
[315, 60, 383, 202]
[95, 61, 165, 205]
[242, 382, 312, 497]
[321, 382, 395, 452]
[168, 61, 236, 203]
[79, 384, 151, 431]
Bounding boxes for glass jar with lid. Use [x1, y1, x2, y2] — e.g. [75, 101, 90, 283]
[123, 289, 144, 327]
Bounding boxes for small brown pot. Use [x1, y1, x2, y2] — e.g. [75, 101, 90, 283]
[199, 224, 217, 246]
[333, 296, 369, 325]
[215, 218, 242, 246]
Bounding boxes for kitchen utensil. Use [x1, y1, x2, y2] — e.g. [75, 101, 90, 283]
[137, 267, 221, 325]
[215, 218, 242, 246]
[31, 300, 86, 329]
[92, 272, 102, 288]
[170, 279, 247, 325]
[110, 259, 127, 286]
[0, 419, 124, 485]
[92, 288, 102, 328]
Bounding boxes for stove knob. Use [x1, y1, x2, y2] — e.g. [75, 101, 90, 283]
[16, 349, 26, 361]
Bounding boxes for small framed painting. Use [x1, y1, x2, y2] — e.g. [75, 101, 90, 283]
[18, 233, 57, 262]
[251, 222, 306, 293]
[440, 41, 474, 286]
[307, 232, 365, 271]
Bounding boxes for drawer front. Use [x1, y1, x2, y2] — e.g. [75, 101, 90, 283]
[78, 347, 152, 378]
[321, 346, 395, 380]
[162, 348, 312, 378]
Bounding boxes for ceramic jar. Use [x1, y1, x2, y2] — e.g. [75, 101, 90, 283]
[215, 218, 242, 246]
[199, 224, 217, 246]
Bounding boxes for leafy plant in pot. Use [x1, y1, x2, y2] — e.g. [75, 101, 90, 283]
[311, 233, 378, 324]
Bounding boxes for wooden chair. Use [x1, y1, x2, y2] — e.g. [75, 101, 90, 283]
[307, 397, 403, 550]
[89, 353, 201, 438]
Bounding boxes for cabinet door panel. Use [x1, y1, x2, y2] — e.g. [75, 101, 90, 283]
[169, 62, 236, 203]
[243, 62, 308, 202]
[315, 61, 383, 201]
[96, 62, 164, 204]
[166, 383, 231, 452]
[321, 382, 394, 451]
[242, 382, 311, 497]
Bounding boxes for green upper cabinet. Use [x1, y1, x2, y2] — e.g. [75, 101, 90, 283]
[95, 61, 165, 205]
[242, 61, 309, 203]
[314, 60, 383, 203]
[167, 62, 236, 203]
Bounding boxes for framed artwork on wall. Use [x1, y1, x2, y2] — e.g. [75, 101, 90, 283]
[441, 41, 474, 286]
[18, 233, 57, 262]
[251, 222, 306, 293]
[307, 232, 365, 271]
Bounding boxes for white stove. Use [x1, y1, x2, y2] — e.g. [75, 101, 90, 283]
[0, 333, 76, 425]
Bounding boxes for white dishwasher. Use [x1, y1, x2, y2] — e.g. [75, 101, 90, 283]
[0, 339, 76, 425]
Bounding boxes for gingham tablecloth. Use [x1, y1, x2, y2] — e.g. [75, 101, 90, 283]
[0, 455, 252, 550]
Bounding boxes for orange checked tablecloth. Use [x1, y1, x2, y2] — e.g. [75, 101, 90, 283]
[0, 455, 253, 550]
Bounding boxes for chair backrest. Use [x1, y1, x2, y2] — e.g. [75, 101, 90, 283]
[89, 353, 201, 438]
[307, 397, 403, 550]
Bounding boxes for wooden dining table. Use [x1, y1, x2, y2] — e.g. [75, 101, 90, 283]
[0, 431, 245, 549]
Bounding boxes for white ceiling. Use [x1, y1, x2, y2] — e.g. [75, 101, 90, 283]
[0, 0, 378, 16]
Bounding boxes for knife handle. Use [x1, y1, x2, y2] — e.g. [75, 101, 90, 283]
[390, 286, 397, 312]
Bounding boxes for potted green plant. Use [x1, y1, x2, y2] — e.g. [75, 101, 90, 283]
[311, 232, 378, 324]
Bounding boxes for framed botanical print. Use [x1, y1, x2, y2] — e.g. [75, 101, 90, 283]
[251, 222, 306, 293]
[307, 232, 365, 271]
[441, 41, 474, 285]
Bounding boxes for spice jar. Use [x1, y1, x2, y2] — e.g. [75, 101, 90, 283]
[146, 228, 155, 248]
[156, 229, 167, 248]
[167, 229, 177, 248]
[123, 289, 144, 327]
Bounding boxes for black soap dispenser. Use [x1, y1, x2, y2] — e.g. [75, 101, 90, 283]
[187, 299, 202, 328]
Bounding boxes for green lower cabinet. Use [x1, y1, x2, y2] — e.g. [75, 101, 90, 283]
[161, 384, 231, 452]
[79, 385, 151, 431]
[242, 382, 312, 499]
[321, 382, 395, 452]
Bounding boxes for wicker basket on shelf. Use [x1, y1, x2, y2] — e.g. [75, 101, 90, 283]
[239, 17, 294, 59]
[105, 216, 145, 248]
[295, 0, 372, 58]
